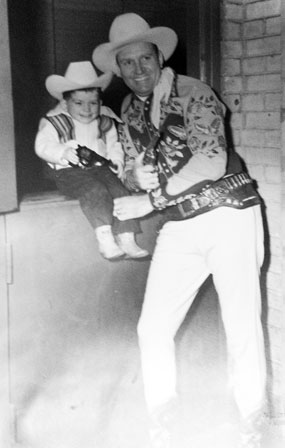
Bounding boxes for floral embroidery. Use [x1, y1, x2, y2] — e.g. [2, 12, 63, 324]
[186, 93, 226, 157]
[125, 101, 146, 133]
[160, 133, 189, 173]
[167, 125, 187, 140]
[120, 71, 226, 203]
[160, 96, 183, 126]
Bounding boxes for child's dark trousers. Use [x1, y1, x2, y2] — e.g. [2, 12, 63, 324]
[47, 165, 141, 234]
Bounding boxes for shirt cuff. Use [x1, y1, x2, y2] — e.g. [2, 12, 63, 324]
[148, 187, 170, 210]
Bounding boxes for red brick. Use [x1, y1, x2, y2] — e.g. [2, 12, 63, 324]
[246, 0, 281, 20]
[268, 235, 282, 258]
[267, 328, 282, 349]
[269, 255, 283, 274]
[266, 16, 281, 35]
[222, 58, 241, 75]
[243, 20, 264, 39]
[259, 184, 281, 207]
[223, 21, 241, 40]
[244, 147, 280, 166]
[231, 130, 242, 146]
[246, 74, 281, 92]
[246, 36, 281, 57]
[266, 270, 282, 292]
[268, 292, 283, 311]
[243, 56, 266, 74]
[269, 359, 283, 381]
[267, 227, 281, 248]
[247, 164, 265, 181]
[223, 94, 241, 111]
[230, 112, 242, 128]
[224, 3, 243, 20]
[242, 130, 281, 148]
[265, 166, 282, 183]
[266, 55, 281, 72]
[222, 40, 243, 57]
[242, 93, 264, 111]
[268, 307, 282, 328]
[235, 145, 246, 159]
[265, 93, 281, 110]
[245, 112, 280, 129]
[223, 76, 243, 92]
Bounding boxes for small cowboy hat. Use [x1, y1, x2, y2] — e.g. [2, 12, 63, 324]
[92, 13, 178, 75]
[45, 61, 113, 100]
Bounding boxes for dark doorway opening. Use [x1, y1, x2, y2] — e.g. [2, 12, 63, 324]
[7, 0, 220, 198]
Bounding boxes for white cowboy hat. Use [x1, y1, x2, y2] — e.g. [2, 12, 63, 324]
[45, 61, 113, 100]
[92, 13, 178, 75]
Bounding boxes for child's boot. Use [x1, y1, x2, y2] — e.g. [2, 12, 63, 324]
[116, 232, 149, 259]
[95, 225, 125, 260]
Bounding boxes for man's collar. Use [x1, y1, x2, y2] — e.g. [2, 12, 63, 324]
[132, 92, 153, 103]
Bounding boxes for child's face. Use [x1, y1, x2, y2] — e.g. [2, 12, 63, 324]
[65, 89, 100, 124]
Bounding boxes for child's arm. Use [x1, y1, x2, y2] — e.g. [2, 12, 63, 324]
[35, 118, 79, 167]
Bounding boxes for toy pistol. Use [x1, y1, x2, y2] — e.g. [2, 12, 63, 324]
[75, 145, 117, 171]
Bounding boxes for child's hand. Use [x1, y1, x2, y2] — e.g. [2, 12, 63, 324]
[61, 147, 79, 166]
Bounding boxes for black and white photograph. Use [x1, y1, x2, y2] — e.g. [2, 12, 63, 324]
[0, 1, 284, 447]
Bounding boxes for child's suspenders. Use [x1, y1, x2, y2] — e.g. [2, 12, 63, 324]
[45, 114, 75, 142]
[45, 113, 114, 143]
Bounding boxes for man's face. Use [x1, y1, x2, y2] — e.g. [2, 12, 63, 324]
[65, 89, 100, 124]
[117, 42, 161, 97]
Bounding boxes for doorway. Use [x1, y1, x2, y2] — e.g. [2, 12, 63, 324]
[7, 0, 220, 198]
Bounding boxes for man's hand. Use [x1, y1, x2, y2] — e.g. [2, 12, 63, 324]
[114, 194, 154, 220]
[133, 152, 160, 191]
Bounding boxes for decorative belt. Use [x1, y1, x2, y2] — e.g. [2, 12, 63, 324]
[162, 172, 261, 221]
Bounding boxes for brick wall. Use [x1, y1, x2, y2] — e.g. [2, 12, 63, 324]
[220, 0, 284, 420]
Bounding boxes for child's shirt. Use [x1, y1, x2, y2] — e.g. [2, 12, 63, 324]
[35, 102, 124, 171]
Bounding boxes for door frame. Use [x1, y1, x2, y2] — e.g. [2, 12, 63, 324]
[0, 0, 18, 214]
[0, 214, 12, 447]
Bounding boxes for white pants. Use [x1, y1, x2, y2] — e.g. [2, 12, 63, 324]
[137, 205, 266, 420]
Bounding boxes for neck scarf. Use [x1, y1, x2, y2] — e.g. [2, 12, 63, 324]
[151, 67, 175, 128]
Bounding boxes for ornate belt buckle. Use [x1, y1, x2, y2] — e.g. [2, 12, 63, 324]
[177, 201, 195, 218]
[177, 195, 211, 218]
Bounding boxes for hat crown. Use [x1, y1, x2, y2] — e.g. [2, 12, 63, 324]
[92, 13, 178, 75]
[109, 13, 150, 43]
[64, 61, 98, 85]
[45, 61, 112, 99]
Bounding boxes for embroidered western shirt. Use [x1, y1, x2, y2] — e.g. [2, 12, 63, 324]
[118, 70, 227, 209]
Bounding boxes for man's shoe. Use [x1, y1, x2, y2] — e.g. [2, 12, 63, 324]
[116, 232, 149, 259]
[238, 411, 264, 448]
[149, 425, 171, 448]
[95, 225, 125, 260]
[238, 432, 261, 448]
[148, 399, 178, 448]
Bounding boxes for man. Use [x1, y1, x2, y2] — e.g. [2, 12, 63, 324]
[93, 13, 267, 448]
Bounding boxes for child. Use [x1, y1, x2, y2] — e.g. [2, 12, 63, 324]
[35, 61, 149, 260]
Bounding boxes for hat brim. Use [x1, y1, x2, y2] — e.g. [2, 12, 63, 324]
[92, 27, 178, 75]
[45, 72, 113, 100]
